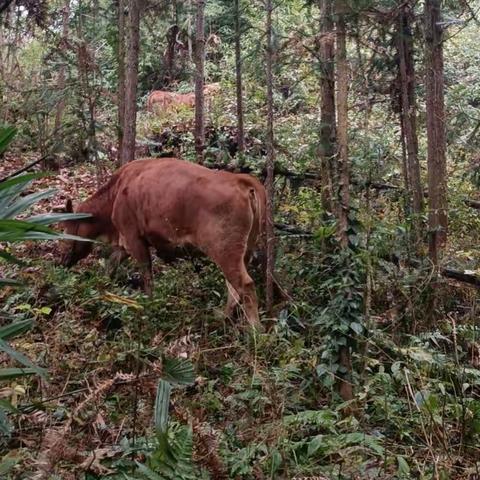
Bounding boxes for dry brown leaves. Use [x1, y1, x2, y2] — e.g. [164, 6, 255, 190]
[28, 372, 138, 478]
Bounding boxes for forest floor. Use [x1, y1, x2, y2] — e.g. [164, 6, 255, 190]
[1, 153, 480, 480]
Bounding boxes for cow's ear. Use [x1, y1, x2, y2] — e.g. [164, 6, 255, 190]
[65, 199, 73, 213]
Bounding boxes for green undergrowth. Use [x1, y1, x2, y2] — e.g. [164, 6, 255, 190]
[0, 235, 479, 479]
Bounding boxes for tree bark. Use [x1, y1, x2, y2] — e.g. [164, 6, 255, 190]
[335, 3, 349, 249]
[120, 0, 140, 165]
[335, 0, 353, 403]
[234, 0, 245, 161]
[396, 3, 423, 241]
[76, 0, 98, 169]
[117, 0, 127, 165]
[54, 0, 70, 134]
[425, 0, 447, 265]
[165, 24, 179, 85]
[194, 0, 205, 164]
[318, 0, 336, 213]
[265, 0, 275, 315]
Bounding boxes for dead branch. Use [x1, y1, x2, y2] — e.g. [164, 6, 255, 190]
[0, 155, 50, 182]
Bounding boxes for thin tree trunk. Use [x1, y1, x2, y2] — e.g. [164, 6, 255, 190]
[397, 3, 423, 242]
[335, 0, 353, 402]
[165, 24, 179, 85]
[54, 0, 70, 134]
[117, 0, 126, 165]
[234, 0, 245, 161]
[76, 0, 95, 166]
[425, 0, 447, 265]
[120, 0, 140, 165]
[336, 3, 349, 248]
[318, 0, 335, 213]
[265, 0, 275, 315]
[194, 0, 205, 164]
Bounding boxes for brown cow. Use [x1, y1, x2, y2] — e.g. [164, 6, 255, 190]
[59, 158, 266, 328]
[147, 83, 220, 112]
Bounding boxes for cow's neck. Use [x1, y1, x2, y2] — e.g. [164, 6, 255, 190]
[79, 176, 118, 237]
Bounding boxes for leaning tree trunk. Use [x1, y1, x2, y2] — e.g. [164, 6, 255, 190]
[194, 0, 205, 164]
[425, 0, 447, 265]
[120, 0, 140, 165]
[396, 3, 423, 243]
[318, 0, 336, 213]
[234, 0, 245, 161]
[335, 0, 353, 402]
[117, 0, 126, 165]
[264, 0, 276, 316]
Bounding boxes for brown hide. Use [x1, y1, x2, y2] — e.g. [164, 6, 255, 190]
[60, 158, 266, 327]
[147, 83, 220, 112]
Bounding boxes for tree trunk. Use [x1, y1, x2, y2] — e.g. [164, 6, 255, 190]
[194, 0, 205, 164]
[165, 24, 179, 85]
[396, 3, 423, 242]
[54, 0, 70, 134]
[265, 0, 275, 316]
[318, 0, 336, 213]
[234, 0, 245, 161]
[425, 0, 447, 265]
[335, 0, 353, 402]
[76, 0, 98, 169]
[336, 3, 349, 248]
[117, 0, 126, 165]
[120, 0, 140, 165]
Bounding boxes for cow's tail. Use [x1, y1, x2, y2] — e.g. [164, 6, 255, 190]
[248, 182, 290, 305]
[247, 183, 266, 252]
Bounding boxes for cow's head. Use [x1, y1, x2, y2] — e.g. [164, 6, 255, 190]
[58, 199, 95, 267]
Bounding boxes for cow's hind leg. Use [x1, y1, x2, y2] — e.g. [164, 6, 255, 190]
[120, 235, 153, 295]
[218, 252, 261, 329]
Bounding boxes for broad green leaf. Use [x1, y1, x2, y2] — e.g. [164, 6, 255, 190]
[307, 435, 324, 457]
[0, 126, 17, 155]
[162, 357, 195, 385]
[350, 321, 363, 334]
[0, 339, 46, 378]
[0, 219, 90, 242]
[397, 456, 410, 477]
[154, 380, 171, 435]
[0, 319, 33, 340]
[0, 172, 46, 193]
[27, 212, 93, 225]
[0, 368, 38, 380]
[270, 448, 282, 474]
[0, 188, 57, 219]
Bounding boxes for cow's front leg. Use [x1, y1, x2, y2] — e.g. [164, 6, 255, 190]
[225, 280, 240, 319]
[107, 246, 129, 278]
[120, 234, 153, 296]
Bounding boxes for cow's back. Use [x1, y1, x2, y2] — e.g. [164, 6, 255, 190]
[111, 159, 264, 258]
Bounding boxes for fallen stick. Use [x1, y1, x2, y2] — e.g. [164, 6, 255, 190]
[0, 155, 49, 183]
